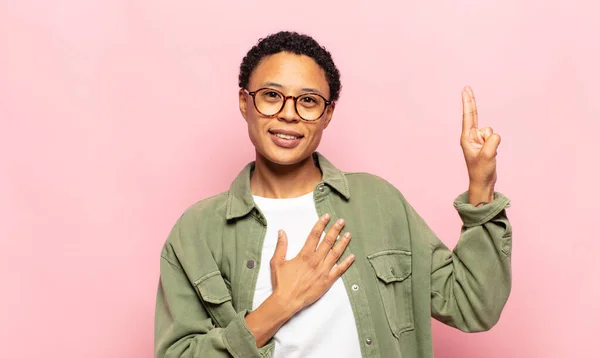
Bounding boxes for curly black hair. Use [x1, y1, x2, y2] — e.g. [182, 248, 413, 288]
[238, 31, 342, 102]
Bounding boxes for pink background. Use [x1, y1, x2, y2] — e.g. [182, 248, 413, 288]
[1, 1, 598, 357]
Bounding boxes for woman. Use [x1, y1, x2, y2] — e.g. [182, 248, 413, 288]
[154, 31, 512, 358]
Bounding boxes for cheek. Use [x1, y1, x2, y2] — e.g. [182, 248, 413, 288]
[246, 116, 270, 141]
[306, 124, 326, 143]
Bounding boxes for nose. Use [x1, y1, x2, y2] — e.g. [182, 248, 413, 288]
[278, 96, 300, 123]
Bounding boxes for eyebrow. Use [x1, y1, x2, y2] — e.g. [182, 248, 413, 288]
[260, 82, 324, 95]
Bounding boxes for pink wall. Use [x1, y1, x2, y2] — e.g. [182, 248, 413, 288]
[1, 1, 598, 357]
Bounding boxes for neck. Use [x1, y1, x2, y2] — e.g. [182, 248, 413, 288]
[250, 151, 322, 198]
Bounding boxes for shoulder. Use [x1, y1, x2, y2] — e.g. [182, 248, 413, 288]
[182, 191, 229, 221]
[161, 191, 229, 258]
[344, 171, 407, 201]
[172, 191, 231, 234]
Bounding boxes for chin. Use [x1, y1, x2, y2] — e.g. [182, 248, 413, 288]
[259, 146, 313, 166]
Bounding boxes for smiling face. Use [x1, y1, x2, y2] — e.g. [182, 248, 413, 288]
[239, 51, 335, 166]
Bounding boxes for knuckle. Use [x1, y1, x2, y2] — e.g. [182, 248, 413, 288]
[310, 228, 322, 239]
[329, 249, 341, 260]
[308, 257, 320, 269]
[325, 276, 335, 286]
[329, 269, 341, 280]
[330, 228, 342, 237]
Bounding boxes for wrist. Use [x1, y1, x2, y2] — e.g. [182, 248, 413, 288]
[245, 292, 298, 348]
[269, 291, 301, 320]
[468, 184, 495, 206]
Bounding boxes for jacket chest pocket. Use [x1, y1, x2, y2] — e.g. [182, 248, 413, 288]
[194, 271, 237, 328]
[367, 250, 415, 338]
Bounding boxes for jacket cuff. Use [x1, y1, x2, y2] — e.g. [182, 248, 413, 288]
[453, 191, 511, 228]
[222, 310, 275, 358]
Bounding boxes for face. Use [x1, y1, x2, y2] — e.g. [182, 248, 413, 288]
[239, 52, 335, 166]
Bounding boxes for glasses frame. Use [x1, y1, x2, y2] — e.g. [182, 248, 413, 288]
[242, 87, 332, 122]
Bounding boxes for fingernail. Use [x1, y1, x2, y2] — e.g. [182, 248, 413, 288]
[322, 213, 330, 221]
[344, 232, 352, 239]
[337, 218, 345, 226]
[278, 230, 283, 237]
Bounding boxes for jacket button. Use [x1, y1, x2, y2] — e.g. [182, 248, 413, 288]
[247, 260, 256, 269]
[318, 185, 325, 192]
[365, 338, 373, 345]
[351, 284, 359, 291]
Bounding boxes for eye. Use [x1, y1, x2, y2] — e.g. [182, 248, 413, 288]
[264, 91, 281, 99]
[298, 95, 322, 107]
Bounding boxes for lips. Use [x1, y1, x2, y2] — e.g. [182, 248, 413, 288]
[268, 129, 304, 148]
[269, 129, 304, 139]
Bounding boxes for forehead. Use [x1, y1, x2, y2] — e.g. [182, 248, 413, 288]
[248, 52, 330, 96]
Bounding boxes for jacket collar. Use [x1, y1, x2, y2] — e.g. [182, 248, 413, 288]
[225, 152, 350, 220]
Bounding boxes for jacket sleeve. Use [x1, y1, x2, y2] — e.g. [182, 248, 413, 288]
[154, 218, 274, 358]
[406, 191, 512, 332]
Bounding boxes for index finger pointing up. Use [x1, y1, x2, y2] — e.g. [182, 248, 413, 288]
[462, 86, 478, 135]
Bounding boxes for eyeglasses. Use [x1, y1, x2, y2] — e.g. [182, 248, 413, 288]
[243, 88, 332, 122]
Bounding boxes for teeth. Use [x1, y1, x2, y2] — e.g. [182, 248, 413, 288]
[274, 133, 298, 140]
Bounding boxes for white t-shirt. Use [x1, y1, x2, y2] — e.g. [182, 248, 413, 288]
[252, 192, 362, 358]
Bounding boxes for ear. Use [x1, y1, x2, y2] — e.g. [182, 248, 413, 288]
[239, 88, 249, 122]
[323, 102, 336, 129]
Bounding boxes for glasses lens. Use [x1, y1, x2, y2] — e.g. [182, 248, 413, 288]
[296, 94, 326, 121]
[254, 89, 284, 116]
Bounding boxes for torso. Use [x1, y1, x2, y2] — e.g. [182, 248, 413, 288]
[252, 192, 362, 358]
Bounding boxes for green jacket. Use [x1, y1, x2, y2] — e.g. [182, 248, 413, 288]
[155, 152, 512, 358]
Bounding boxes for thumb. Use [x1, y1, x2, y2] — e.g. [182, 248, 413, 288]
[272, 230, 288, 263]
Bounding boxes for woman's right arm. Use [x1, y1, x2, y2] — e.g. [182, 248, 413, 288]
[155, 254, 272, 358]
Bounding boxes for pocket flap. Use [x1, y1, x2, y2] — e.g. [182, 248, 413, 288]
[367, 250, 412, 283]
[194, 271, 232, 305]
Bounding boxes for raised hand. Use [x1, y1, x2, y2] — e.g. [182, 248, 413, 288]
[461, 86, 500, 204]
[270, 214, 355, 310]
